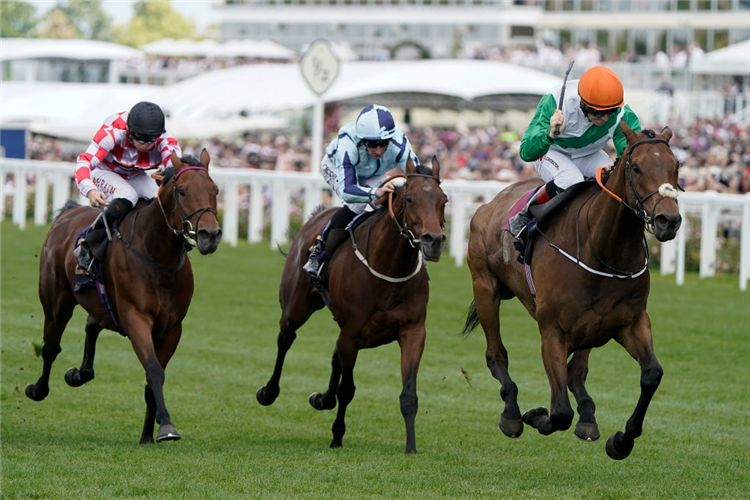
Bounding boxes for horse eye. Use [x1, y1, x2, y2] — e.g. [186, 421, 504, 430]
[177, 188, 187, 198]
[406, 197, 414, 205]
[631, 163, 641, 174]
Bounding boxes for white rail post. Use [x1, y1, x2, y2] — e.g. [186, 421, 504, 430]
[270, 181, 290, 249]
[699, 191, 718, 278]
[12, 166, 27, 230]
[248, 180, 263, 244]
[450, 191, 467, 267]
[676, 203, 688, 286]
[52, 171, 70, 216]
[303, 178, 322, 221]
[222, 179, 239, 247]
[34, 172, 48, 226]
[740, 193, 750, 292]
[660, 239, 676, 275]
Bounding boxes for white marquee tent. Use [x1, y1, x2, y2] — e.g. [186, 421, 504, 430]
[689, 38, 750, 75]
[2, 60, 560, 141]
[140, 38, 297, 61]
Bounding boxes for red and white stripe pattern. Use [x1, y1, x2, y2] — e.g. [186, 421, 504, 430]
[75, 111, 181, 196]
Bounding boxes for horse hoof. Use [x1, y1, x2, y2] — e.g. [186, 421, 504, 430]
[309, 392, 335, 410]
[605, 432, 631, 460]
[329, 440, 342, 449]
[522, 407, 548, 428]
[64, 367, 94, 387]
[574, 422, 600, 442]
[499, 415, 524, 438]
[156, 424, 181, 442]
[256, 386, 278, 406]
[25, 384, 48, 402]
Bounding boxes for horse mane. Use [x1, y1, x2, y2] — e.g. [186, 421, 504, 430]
[641, 129, 657, 138]
[54, 199, 82, 220]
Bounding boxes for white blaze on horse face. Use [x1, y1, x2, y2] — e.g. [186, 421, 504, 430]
[422, 186, 433, 192]
[658, 183, 679, 199]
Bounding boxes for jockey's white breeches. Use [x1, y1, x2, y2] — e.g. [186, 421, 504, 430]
[533, 149, 612, 190]
[90, 169, 158, 206]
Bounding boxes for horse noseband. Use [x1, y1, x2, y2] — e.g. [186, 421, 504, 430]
[621, 137, 677, 229]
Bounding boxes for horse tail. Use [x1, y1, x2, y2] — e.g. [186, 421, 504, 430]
[460, 300, 481, 336]
[54, 199, 81, 221]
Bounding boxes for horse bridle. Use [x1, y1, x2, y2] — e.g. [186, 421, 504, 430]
[596, 136, 679, 233]
[384, 173, 443, 249]
[158, 166, 218, 248]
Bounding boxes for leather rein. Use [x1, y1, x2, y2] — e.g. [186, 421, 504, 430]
[118, 166, 216, 273]
[351, 173, 441, 283]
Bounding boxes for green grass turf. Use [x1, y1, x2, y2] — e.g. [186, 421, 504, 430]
[1, 221, 748, 499]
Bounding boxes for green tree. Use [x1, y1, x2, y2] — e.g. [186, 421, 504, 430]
[37, 8, 79, 39]
[63, 0, 112, 41]
[114, 0, 197, 48]
[0, 0, 39, 38]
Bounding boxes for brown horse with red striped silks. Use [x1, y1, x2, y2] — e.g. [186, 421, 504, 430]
[26, 150, 221, 444]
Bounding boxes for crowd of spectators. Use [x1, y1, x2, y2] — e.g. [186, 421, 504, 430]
[28, 117, 749, 195]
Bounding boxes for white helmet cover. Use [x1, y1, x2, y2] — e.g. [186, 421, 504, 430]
[355, 104, 396, 140]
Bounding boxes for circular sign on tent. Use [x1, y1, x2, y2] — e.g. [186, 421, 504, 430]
[300, 39, 340, 96]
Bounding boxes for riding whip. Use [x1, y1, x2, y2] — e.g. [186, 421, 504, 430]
[554, 60, 575, 137]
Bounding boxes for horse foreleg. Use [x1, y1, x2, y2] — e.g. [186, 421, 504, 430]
[398, 325, 425, 454]
[25, 294, 76, 402]
[129, 321, 180, 444]
[567, 349, 600, 442]
[64, 316, 101, 388]
[329, 339, 357, 449]
[309, 347, 340, 411]
[525, 332, 574, 435]
[471, 269, 523, 438]
[140, 385, 157, 444]
[257, 330, 297, 406]
[606, 313, 663, 460]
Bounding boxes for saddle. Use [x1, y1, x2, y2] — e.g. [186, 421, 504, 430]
[506, 181, 595, 265]
[314, 209, 379, 287]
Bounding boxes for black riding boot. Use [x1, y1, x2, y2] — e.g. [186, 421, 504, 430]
[509, 180, 562, 241]
[76, 198, 133, 269]
[302, 206, 356, 278]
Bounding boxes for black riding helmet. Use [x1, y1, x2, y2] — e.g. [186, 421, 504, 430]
[127, 101, 165, 140]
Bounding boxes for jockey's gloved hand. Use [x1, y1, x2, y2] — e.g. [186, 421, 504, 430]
[549, 109, 565, 139]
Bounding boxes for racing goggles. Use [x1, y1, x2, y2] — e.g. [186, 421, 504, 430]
[131, 133, 159, 144]
[363, 139, 390, 149]
[585, 106, 619, 118]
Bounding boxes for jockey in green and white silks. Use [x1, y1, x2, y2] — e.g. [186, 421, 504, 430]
[509, 66, 642, 241]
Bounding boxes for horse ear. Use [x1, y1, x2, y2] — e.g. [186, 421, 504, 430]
[172, 153, 183, 170]
[659, 126, 673, 143]
[619, 120, 638, 144]
[405, 155, 417, 175]
[200, 148, 210, 169]
[431, 156, 441, 181]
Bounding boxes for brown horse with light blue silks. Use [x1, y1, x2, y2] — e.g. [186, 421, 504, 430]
[256, 157, 448, 454]
[462, 122, 682, 459]
[26, 150, 221, 444]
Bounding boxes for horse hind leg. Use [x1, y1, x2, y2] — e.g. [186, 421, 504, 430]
[567, 349, 600, 442]
[308, 347, 340, 411]
[64, 316, 101, 388]
[25, 294, 76, 402]
[468, 266, 523, 438]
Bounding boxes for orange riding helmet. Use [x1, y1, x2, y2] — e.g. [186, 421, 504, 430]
[578, 66, 624, 110]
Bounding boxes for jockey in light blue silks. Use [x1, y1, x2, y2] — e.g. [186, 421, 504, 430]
[303, 104, 420, 278]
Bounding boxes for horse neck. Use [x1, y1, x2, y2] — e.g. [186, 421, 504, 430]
[585, 165, 646, 269]
[133, 189, 186, 259]
[359, 207, 420, 275]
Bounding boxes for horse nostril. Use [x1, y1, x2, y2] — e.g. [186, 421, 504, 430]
[422, 234, 435, 245]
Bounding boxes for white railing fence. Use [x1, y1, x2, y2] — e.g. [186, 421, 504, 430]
[2, 158, 749, 291]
